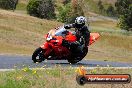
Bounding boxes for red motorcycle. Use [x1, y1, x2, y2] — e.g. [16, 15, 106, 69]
[32, 26, 100, 64]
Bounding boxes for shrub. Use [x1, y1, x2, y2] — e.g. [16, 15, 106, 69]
[62, 0, 71, 5]
[57, 0, 84, 23]
[57, 3, 72, 23]
[0, 0, 18, 10]
[106, 5, 115, 17]
[115, 0, 132, 31]
[27, 0, 40, 17]
[97, 0, 105, 14]
[27, 0, 56, 19]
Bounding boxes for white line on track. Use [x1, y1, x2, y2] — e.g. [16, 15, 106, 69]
[0, 67, 132, 72]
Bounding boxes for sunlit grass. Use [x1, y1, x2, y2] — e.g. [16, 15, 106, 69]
[86, 33, 132, 62]
[90, 20, 118, 30]
[86, 20, 132, 62]
[0, 9, 132, 62]
[0, 9, 62, 55]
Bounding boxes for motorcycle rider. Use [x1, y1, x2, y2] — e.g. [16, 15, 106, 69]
[62, 16, 90, 56]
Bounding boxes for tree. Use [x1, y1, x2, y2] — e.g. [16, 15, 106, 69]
[62, 0, 71, 5]
[27, 0, 56, 19]
[57, 0, 84, 23]
[0, 0, 18, 11]
[37, 0, 56, 19]
[27, 0, 40, 17]
[70, 0, 84, 22]
[115, 0, 132, 31]
[97, 0, 104, 13]
[115, 0, 132, 16]
[106, 5, 115, 17]
[57, 3, 72, 23]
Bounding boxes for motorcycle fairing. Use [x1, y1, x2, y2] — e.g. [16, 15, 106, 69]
[89, 33, 100, 45]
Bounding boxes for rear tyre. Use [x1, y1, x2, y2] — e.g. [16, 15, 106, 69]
[67, 55, 83, 64]
[32, 47, 45, 63]
[81, 48, 88, 58]
[67, 48, 88, 64]
[67, 59, 79, 64]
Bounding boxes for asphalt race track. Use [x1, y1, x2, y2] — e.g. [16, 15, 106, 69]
[0, 55, 132, 69]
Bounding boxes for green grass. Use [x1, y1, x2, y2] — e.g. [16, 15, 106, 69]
[0, 66, 131, 88]
[16, 3, 27, 11]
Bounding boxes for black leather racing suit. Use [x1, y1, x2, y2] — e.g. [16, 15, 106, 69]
[63, 23, 90, 56]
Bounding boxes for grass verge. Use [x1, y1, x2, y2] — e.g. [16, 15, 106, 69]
[0, 66, 132, 88]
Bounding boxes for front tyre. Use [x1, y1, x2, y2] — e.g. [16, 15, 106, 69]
[32, 47, 45, 63]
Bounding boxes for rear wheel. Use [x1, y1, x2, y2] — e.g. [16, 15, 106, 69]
[32, 47, 45, 63]
[67, 48, 88, 64]
[67, 59, 82, 64]
[81, 48, 88, 58]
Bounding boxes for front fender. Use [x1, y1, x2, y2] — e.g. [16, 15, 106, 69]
[40, 42, 49, 49]
[40, 42, 53, 58]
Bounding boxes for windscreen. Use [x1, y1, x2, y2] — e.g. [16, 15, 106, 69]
[55, 26, 67, 36]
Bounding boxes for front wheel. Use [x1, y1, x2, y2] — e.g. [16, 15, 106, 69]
[32, 47, 45, 63]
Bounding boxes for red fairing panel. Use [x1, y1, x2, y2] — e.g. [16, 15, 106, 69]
[65, 33, 77, 42]
[40, 42, 49, 49]
[40, 42, 53, 58]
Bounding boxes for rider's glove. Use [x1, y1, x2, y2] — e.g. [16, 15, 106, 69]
[64, 25, 71, 29]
